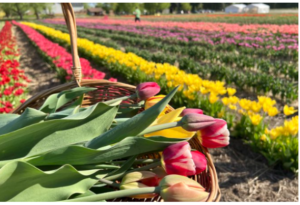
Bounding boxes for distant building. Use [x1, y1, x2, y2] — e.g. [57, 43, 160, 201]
[245, 4, 270, 14]
[87, 8, 106, 16]
[225, 4, 246, 13]
[43, 3, 84, 15]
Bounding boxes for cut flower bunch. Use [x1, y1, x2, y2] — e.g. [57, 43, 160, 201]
[0, 82, 228, 202]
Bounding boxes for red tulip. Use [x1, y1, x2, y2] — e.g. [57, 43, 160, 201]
[136, 82, 160, 100]
[181, 108, 203, 116]
[197, 119, 230, 148]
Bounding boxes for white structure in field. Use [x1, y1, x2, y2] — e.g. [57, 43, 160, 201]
[224, 4, 246, 13]
[245, 4, 270, 14]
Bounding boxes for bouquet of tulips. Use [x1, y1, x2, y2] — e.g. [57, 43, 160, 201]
[0, 82, 229, 202]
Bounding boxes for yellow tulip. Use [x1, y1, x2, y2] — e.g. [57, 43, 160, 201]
[209, 93, 219, 104]
[283, 105, 297, 116]
[239, 99, 251, 110]
[221, 97, 230, 105]
[227, 88, 236, 96]
[229, 105, 237, 111]
[249, 114, 262, 126]
[144, 95, 173, 117]
[144, 107, 195, 139]
[267, 107, 279, 117]
[260, 134, 267, 141]
[250, 102, 262, 113]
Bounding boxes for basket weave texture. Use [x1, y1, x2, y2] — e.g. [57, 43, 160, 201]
[12, 3, 221, 202]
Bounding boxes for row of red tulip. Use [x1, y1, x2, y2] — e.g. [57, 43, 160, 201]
[13, 21, 117, 82]
[0, 21, 29, 113]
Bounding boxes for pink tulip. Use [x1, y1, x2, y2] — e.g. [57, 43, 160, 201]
[197, 119, 230, 148]
[180, 113, 215, 131]
[162, 142, 196, 176]
[161, 142, 207, 176]
[159, 175, 209, 202]
[181, 108, 204, 116]
[136, 82, 160, 100]
[191, 151, 207, 174]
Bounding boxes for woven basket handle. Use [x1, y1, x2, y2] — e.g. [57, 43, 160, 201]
[61, 3, 81, 86]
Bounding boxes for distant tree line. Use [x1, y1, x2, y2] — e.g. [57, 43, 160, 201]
[0, 3, 53, 20]
[0, 2, 298, 19]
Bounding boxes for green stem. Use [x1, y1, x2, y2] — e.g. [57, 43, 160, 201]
[104, 93, 137, 105]
[73, 164, 120, 170]
[139, 121, 181, 135]
[98, 178, 120, 188]
[63, 187, 160, 202]
[130, 161, 162, 172]
[112, 158, 160, 165]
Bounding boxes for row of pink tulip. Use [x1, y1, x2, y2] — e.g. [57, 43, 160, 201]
[13, 21, 117, 82]
[48, 18, 298, 34]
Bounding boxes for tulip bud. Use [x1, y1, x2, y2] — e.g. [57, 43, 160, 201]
[161, 142, 196, 176]
[136, 82, 160, 100]
[180, 113, 216, 131]
[197, 119, 230, 148]
[181, 108, 204, 116]
[159, 175, 209, 202]
[191, 151, 207, 174]
[120, 171, 159, 199]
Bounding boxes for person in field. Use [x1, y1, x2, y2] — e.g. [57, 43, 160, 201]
[134, 7, 141, 22]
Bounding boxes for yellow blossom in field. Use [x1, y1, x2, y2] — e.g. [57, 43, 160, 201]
[229, 105, 237, 110]
[283, 105, 297, 116]
[238, 109, 246, 115]
[260, 134, 267, 141]
[267, 107, 279, 117]
[209, 93, 219, 104]
[222, 97, 230, 105]
[229, 96, 239, 104]
[218, 110, 225, 118]
[249, 114, 262, 126]
[247, 110, 255, 116]
[270, 129, 280, 139]
[264, 128, 270, 134]
[250, 102, 262, 113]
[239, 99, 251, 110]
[227, 88, 236, 96]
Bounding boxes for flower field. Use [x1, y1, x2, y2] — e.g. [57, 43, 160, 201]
[19, 20, 298, 172]
[0, 21, 29, 113]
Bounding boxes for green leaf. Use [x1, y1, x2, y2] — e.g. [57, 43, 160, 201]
[86, 86, 179, 148]
[26, 136, 184, 166]
[0, 114, 19, 129]
[39, 87, 97, 113]
[46, 107, 87, 120]
[0, 108, 47, 135]
[0, 161, 98, 202]
[0, 102, 118, 162]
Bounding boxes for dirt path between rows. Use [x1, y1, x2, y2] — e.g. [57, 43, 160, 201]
[13, 24, 298, 202]
[13, 25, 61, 98]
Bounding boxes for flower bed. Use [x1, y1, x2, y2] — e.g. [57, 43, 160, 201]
[22, 22, 298, 172]
[13, 21, 117, 82]
[0, 21, 29, 113]
[47, 18, 299, 34]
[41, 22, 297, 101]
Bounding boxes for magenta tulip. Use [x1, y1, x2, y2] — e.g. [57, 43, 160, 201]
[181, 108, 204, 116]
[136, 82, 160, 100]
[191, 151, 207, 174]
[197, 119, 230, 148]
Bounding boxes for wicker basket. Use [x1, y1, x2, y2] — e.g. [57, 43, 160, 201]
[12, 3, 221, 202]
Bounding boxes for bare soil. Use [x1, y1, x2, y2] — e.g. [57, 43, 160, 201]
[13, 26, 61, 98]
[14, 24, 298, 202]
